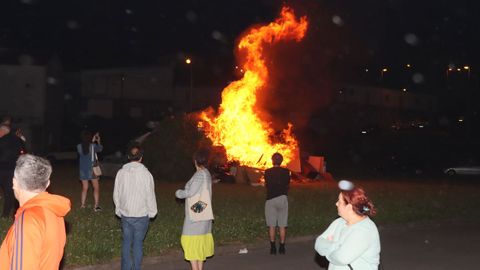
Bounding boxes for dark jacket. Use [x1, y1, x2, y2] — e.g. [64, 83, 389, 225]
[0, 133, 22, 170]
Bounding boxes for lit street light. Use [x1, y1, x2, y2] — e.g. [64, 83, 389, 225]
[185, 58, 193, 111]
[463, 65, 470, 78]
[446, 67, 454, 80]
[380, 68, 388, 80]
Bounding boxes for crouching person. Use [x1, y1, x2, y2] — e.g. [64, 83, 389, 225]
[0, 154, 72, 269]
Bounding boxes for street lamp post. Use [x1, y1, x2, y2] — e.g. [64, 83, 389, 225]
[446, 67, 453, 80]
[463, 66, 470, 79]
[380, 68, 388, 81]
[185, 58, 193, 111]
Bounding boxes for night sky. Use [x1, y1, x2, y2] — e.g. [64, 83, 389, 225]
[0, 0, 478, 90]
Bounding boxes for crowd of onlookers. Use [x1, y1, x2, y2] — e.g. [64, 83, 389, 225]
[0, 114, 381, 270]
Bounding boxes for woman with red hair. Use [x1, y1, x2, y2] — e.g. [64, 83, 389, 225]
[315, 181, 380, 270]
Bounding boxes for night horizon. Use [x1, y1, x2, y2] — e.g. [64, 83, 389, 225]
[0, 1, 478, 92]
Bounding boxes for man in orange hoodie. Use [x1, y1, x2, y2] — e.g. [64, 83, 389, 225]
[0, 154, 71, 270]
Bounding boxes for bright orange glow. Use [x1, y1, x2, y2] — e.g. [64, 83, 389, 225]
[199, 7, 308, 169]
[185, 58, 192, 64]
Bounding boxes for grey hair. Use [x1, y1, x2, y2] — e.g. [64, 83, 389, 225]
[14, 154, 52, 192]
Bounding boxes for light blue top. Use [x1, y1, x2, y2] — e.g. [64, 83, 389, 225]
[315, 217, 380, 270]
[77, 143, 103, 180]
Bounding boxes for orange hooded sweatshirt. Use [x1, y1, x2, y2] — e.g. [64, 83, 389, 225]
[0, 192, 71, 270]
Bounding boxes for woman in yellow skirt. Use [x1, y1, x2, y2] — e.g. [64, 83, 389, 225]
[176, 149, 214, 270]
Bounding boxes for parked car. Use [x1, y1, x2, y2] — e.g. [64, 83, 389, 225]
[444, 165, 480, 176]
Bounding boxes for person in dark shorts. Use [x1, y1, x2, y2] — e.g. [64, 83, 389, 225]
[264, 152, 291, 255]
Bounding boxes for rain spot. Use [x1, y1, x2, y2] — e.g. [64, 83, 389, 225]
[404, 33, 419, 46]
[412, 73, 425, 84]
[186, 10, 197, 23]
[125, 9, 133, 15]
[47, 77, 58, 85]
[20, 0, 36, 4]
[18, 54, 34, 65]
[332, 15, 344, 26]
[212, 30, 227, 43]
[66, 20, 80, 30]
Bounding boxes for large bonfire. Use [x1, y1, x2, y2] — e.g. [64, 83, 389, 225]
[200, 7, 308, 169]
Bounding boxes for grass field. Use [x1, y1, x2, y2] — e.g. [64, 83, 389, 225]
[1, 164, 479, 267]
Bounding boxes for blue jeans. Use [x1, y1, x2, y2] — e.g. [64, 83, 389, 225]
[121, 216, 149, 270]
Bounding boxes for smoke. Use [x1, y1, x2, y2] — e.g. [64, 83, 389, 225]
[249, 1, 375, 137]
[256, 41, 333, 132]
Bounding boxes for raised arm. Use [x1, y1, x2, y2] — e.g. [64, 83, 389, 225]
[175, 171, 204, 199]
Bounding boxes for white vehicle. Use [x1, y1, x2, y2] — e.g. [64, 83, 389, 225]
[444, 166, 480, 176]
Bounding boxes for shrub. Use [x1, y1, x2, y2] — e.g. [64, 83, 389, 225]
[142, 115, 212, 182]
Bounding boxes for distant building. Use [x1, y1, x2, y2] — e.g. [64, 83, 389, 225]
[0, 57, 63, 153]
[335, 84, 438, 112]
[330, 83, 439, 132]
[67, 66, 221, 120]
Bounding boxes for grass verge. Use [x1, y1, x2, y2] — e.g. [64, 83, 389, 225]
[1, 165, 479, 267]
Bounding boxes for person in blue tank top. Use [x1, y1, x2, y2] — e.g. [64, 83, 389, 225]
[77, 130, 103, 211]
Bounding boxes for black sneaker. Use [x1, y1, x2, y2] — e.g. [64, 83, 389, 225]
[279, 243, 285, 254]
[270, 241, 277, 255]
[94, 206, 102, 212]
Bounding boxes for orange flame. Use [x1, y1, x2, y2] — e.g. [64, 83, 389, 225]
[200, 7, 308, 169]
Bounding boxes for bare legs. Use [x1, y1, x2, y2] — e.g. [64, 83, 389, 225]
[269, 226, 287, 243]
[279, 227, 286, 244]
[80, 179, 100, 208]
[269, 226, 276, 242]
[190, 260, 204, 270]
[80, 181, 88, 207]
[91, 179, 100, 207]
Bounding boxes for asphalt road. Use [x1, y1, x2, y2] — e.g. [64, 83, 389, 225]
[70, 219, 480, 270]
